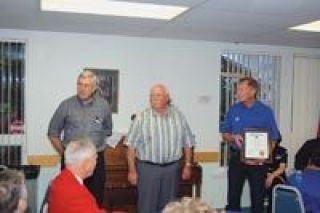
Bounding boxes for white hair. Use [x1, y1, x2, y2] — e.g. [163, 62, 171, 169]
[150, 84, 170, 96]
[163, 197, 213, 213]
[65, 137, 97, 166]
[150, 84, 171, 104]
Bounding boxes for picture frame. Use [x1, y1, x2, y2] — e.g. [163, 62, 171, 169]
[241, 128, 272, 163]
[84, 68, 119, 113]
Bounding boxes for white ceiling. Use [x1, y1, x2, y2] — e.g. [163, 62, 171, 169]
[0, 0, 320, 48]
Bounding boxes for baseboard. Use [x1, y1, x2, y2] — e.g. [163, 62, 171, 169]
[194, 151, 220, 162]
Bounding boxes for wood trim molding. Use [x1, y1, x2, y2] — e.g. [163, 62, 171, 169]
[194, 151, 219, 163]
[27, 155, 60, 167]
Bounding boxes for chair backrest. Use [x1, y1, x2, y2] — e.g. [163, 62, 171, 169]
[272, 184, 305, 213]
[39, 183, 51, 213]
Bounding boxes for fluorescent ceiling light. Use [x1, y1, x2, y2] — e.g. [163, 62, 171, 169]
[41, 0, 188, 20]
[290, 20, 320, 32]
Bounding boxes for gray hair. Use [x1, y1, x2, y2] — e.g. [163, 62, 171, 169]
[0, 169, 27, 213]
[0, 169, 24, 185]
[163, 197, 213, 213]
[65, 137, 97, 166]
[78, 70, 98, 88]
[0, 182, 21, 213]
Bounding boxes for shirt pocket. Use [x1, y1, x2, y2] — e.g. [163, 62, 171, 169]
[89, 115, 104, 133]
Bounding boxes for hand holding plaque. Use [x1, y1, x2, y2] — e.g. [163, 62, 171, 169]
[241, 129, 272, 164]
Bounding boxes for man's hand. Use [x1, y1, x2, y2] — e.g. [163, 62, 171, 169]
[265, 173, 274, 188]
[49, 136, 65, 156]
[128, 170, 138, 186]
[232, 134, 244, 148]
[127, 147, 137, 185]
[182, 164, 192, 180]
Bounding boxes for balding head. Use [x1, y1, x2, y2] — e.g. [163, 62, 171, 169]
[149, 84, 171, 113]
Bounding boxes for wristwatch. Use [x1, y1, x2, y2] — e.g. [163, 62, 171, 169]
[185, 162, 192, 167]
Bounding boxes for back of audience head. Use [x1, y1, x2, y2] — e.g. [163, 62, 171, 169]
[0, 168, 25, 185]
[309, 149, 320, 168]
[0, 168, 27, 213]
[163, 197, 214, 213]
[65, 136, 97, 179]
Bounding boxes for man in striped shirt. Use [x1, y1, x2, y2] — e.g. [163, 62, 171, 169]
[126, 84, 195, 213]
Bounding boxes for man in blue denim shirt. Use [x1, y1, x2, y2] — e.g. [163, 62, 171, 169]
[48, 70, 112, 207]
[221, 77, 280, 213]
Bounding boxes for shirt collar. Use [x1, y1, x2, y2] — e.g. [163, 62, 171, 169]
[151, 104, 173, 117]
[74, 174, 83, 185]
[240, 100, 258, 109]
[76, 95, 96, 106]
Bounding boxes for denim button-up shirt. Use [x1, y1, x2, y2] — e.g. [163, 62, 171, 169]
[48, 95, 112, 151]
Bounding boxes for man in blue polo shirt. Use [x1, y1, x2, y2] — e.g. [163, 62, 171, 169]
[221, 77, 280, 213]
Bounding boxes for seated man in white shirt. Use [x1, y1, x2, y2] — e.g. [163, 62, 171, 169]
[48, 136, 106, 213]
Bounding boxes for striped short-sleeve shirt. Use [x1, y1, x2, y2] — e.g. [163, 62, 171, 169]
[126, 105, 195, 164]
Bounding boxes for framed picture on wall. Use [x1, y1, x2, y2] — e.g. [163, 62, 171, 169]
[84, 68, 119, 113]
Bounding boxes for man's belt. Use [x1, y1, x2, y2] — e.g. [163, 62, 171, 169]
[138, 160, 179, 167]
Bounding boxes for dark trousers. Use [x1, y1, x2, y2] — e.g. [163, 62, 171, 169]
[137, 161, 180, 213]
[61, 151, 105, 207]
[226, 152, 268, 213]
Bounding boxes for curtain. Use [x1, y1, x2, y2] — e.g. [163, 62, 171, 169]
[290, 56, 320, 162]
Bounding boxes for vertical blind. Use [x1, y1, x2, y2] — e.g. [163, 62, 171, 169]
[0, 41, 25, 165]
[220, 52, 281, 124]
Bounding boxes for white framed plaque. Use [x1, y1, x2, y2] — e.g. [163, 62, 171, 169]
[242, 129, 271, 162]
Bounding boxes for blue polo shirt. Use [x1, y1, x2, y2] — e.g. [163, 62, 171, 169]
[221, 100, 280, 149]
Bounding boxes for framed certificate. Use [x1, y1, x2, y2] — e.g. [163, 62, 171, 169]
[241, 129, 272, 162]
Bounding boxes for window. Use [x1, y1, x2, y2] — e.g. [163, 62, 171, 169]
[219, 51, 281, 166]
[0, 41, 25, 165]
[220, 52, 281, 124]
